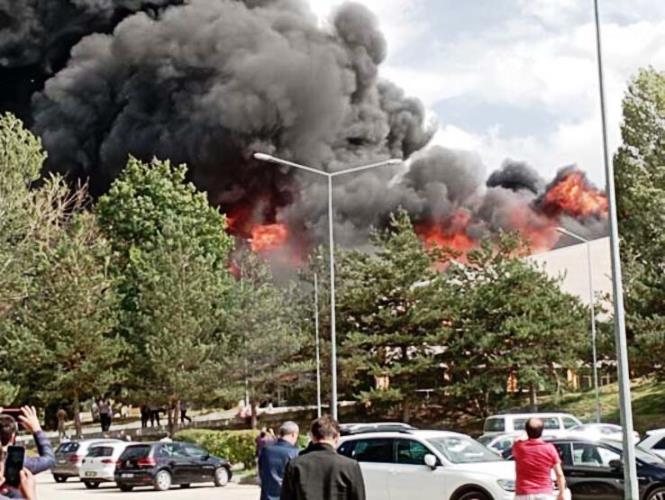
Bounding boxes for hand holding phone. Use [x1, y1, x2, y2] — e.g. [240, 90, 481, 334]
[4, 445, 25, 488]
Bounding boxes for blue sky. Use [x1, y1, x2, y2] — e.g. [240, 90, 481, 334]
[309, 0, 665, 186]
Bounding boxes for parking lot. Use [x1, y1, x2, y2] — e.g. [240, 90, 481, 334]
[36, 474, 260, 499]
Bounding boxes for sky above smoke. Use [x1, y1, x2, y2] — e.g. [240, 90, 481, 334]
[308, 0, 665, 187]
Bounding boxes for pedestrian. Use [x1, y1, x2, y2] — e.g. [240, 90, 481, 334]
[512, 418, 567, 500]
[179, 401, 192, 425]
[149, 406, 161, 428]
[258, 421, 300, 500]
[140, 405, 149, 429]
[56, 408, 67, 440]
[256, 427, 276, 460]
[98, 398, 112, 432]
[280, 415, 365, 500]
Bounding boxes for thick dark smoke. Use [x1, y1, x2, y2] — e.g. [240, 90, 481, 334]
[2, 0, 607, 256]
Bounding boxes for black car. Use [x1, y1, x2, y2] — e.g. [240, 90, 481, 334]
[504, 437, 665, 500]
[114, 441, 231, 492]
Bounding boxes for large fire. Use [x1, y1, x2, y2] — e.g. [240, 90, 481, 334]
[250, 224, 289, 252]
[415, 210, 476, 256]
[541, 170, 608, 219]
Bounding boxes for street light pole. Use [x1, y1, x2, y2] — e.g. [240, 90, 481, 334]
[593, 1, 639, 497]
[314, 273, 322, 418]
[556, 227, 601, 423]
[253, 152, 400, 420]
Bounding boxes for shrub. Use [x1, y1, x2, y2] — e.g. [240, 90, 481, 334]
[176, 429, 258, 468]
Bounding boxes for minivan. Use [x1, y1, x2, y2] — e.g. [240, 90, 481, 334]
[481, 412, 582, 438]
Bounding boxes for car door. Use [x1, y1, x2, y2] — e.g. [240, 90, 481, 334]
[388, 439, 444, 500]
[182, 443, 215, 483]
[159, 443, 192, 484]
[338, 438, 392, 500]
[564, 442, 623, 500]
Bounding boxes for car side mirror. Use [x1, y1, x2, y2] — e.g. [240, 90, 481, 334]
[424, 454, 438, 470]
[609, 459, 623, 470]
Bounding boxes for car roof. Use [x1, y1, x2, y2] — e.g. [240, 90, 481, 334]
[646, 429, 665, 436]
[340, 429, 468, 440]
[487, 413, 575, 418]
[89, 441, 129, 448]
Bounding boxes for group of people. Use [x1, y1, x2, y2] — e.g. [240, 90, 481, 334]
[0, 406, 56, 500]
[257, 416, 366, 500]
[140, 401, 191, 429]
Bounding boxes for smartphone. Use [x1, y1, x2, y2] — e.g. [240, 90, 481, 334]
[0, 408, 24, 430]
[4, 445, 25, 488]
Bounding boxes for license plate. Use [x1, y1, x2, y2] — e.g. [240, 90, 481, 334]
[58, 460, 66, 464]
[121, 473, 134, 478]
[85, 472, 96, 477]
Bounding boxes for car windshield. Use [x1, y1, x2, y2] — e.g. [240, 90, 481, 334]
[427, 436, 502, 463]
[87, 446, 113, 457]
[56, 442, 79, 454]
[484, 418, 505, 432]
[477, 435, 493, 445]
[120, 445, 151, 460]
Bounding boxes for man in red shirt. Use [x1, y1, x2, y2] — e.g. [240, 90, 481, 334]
[512, 418, 566, 500]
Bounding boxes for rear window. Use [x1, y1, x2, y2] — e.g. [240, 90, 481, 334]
[87, 446, 114, 457]
[484, 418, 505, 432]
[56, 442, 80, 453]
[119, 445, 151, 460]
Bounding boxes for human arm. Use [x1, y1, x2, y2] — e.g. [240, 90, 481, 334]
[554, 462, 566, 500]
[19, 407, 55, 474]
[19, 469, 37, 500]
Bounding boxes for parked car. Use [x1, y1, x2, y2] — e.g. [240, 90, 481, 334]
[568, 423, 640, 442]
[504, 436, 665, 499]
[477, 433, 524, 455]
[338, 430, 516, 500]
[52, 439, 123, 483]
[78, 441, 131, 489]
[114, 441, 231, 492]
[340, 422, 417, 436]
[640, 430, 665, 460]
[481, 413, 582, 439]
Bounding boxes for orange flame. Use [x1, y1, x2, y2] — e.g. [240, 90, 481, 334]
[542, 171, 608, 218]
[415, 210, 477, 258]
[250, 224, 289, 252]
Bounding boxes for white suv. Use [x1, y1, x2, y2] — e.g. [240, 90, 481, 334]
[337, 430, 515, 500]
[481, 413, 582, 439]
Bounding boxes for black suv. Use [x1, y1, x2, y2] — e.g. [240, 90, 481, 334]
[504, 437, 665, 500]
[114, 441, 231, 492]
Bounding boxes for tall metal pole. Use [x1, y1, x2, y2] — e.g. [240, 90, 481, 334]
[585, 241, 601, 423]
[314, 273, 322, 418]
[593, 0, 638, 497]
[327, 176, 338, 420]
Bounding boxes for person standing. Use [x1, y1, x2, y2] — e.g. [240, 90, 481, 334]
[98, 398, 112, 433]
[179, 401, 192, 425]
[258, 421, 300, 500]
[512, 418, 566, 500]
[56, 408, 67, 440]
[280, 415, 365, 500]
[0, 406, 55, 475]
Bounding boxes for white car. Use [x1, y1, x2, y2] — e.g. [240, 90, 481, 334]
[78, 442, 130, 489]
[567, 423, 640, 442]
[481, 413, 582, 439]
[639, 429, 665, 460]
[338, 430, 516, 500]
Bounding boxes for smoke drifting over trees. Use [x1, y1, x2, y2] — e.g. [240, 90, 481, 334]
[1, 0, 607, 258]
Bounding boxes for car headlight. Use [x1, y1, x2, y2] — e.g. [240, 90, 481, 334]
[497, 479, 515, 492]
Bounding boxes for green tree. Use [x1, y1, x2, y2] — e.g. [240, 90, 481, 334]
[224, 251, 305, 428]
[95, 158, 235, 414]
[133, 220, 232, 433]
[444, 236, 587, 417]
[337, 211, 456, 422]
[614, 67, 665, 374]
[3, 212, 128, 435]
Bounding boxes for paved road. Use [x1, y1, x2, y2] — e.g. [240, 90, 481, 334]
[36, 474, 260, 499]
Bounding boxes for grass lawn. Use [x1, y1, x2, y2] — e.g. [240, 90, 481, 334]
[538, 376, 665, 433]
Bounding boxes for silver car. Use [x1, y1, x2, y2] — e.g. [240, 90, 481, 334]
[52, 439, 123, 482]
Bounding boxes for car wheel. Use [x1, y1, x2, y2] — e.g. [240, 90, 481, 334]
[180, 483, 191, 488]
[83, 481, 100, 489]
[214, 467, 230, 487]
[53, 475, 67, 483]
[154, 470, 172, 491]
[458, 491, 490, 500]
[119, 484, 134, 492]
[647, 487, 665, 500]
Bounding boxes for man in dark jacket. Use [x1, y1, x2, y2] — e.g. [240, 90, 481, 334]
[258, 421, 300, 500]
[0, 406, 55, 475]
[280, 415, 365, 500]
